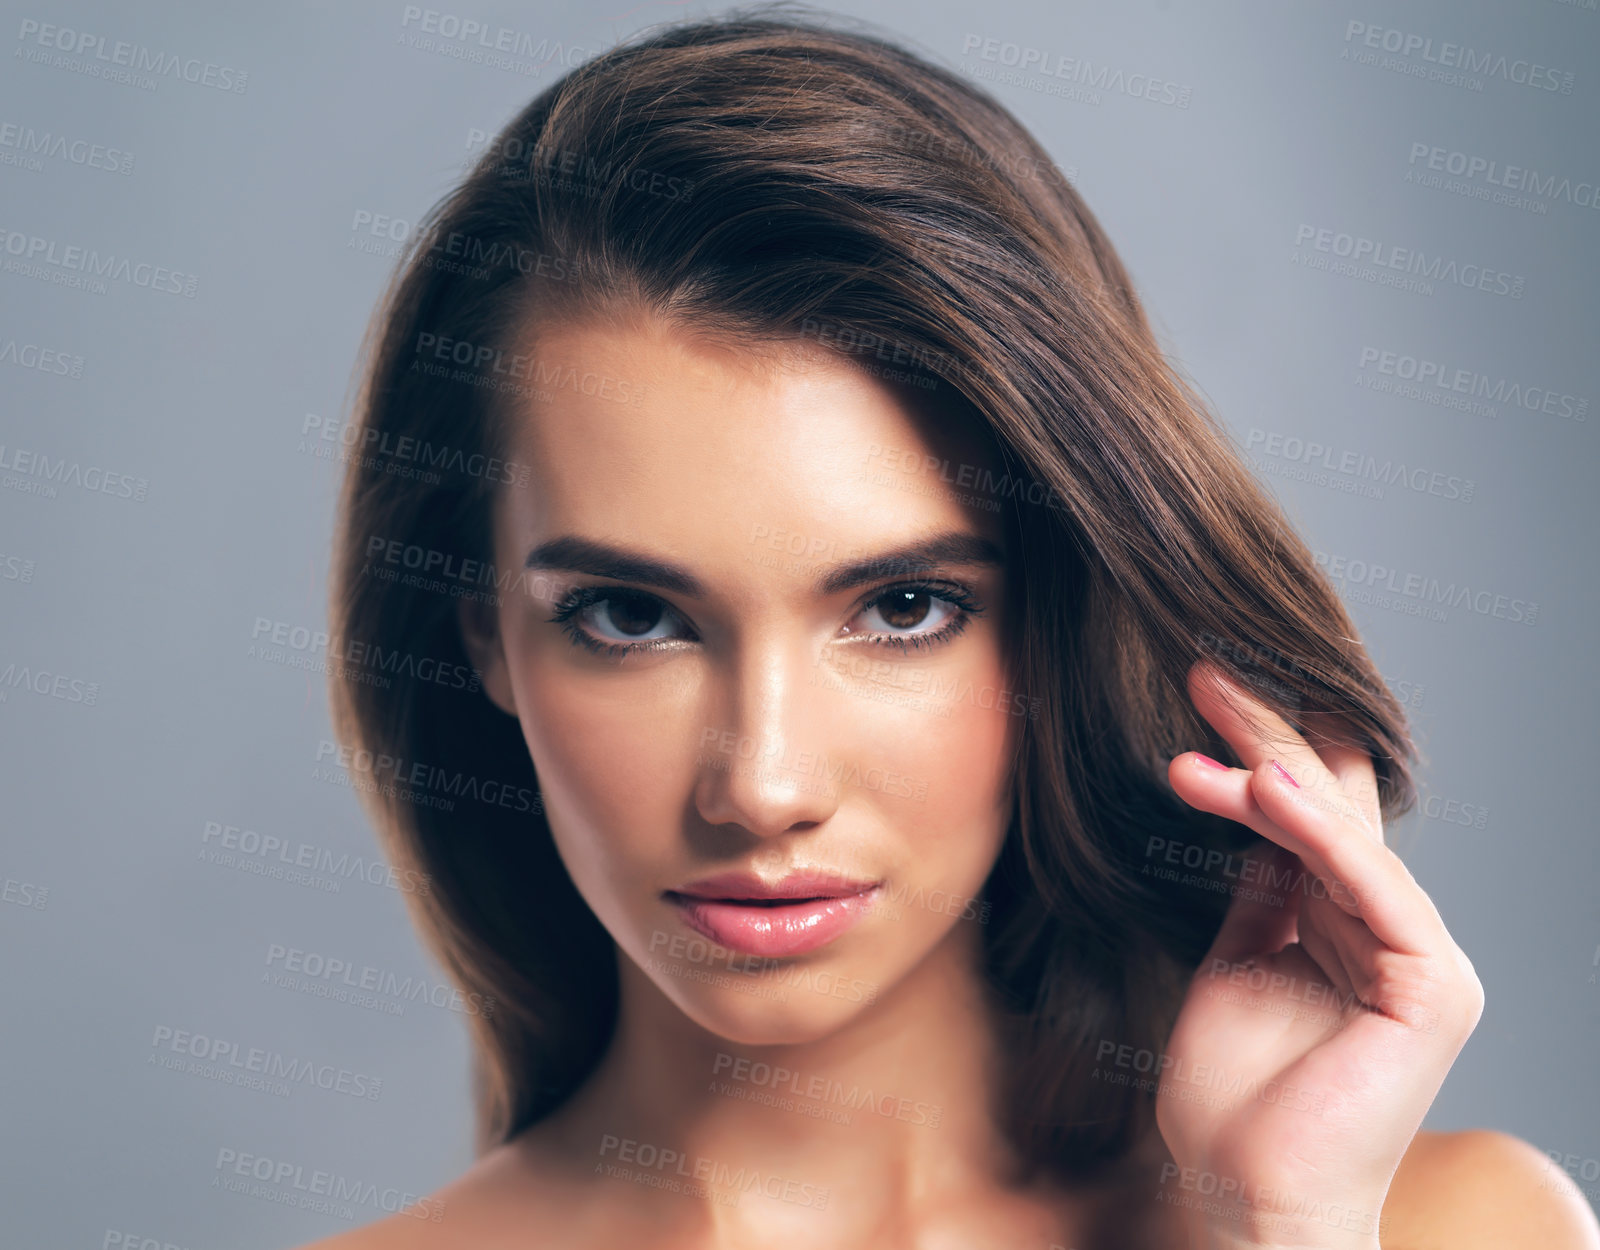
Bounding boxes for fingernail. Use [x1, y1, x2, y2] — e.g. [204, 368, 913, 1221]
[1268, 759, 1299, 788]
[1193, 753, 1230, 771]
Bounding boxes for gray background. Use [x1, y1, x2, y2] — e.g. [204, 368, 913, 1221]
[1, 1, 1596, 1244]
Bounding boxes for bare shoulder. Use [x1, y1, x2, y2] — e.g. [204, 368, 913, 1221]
[1383, 1128, 1600, 1249]
[278, 1133, 584, 1250]
[285, 1212, 438, 1250]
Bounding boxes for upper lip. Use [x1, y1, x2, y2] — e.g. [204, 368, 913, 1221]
[667, 870, 881, 902]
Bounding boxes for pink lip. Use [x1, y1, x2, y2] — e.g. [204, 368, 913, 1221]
[664, 870, 882, 958]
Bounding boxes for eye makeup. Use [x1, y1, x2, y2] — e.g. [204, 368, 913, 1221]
[544, 578, 986, 660]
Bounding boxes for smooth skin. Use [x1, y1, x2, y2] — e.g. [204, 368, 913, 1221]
[295, 311, 1599, 1250]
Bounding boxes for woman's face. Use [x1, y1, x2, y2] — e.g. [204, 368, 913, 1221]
[460, 307, 1020, 1045]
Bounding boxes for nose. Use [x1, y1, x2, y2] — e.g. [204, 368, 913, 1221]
[693, 638, 843, 838]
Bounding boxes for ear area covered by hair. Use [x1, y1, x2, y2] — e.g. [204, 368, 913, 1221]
[457, 595, 518, 717]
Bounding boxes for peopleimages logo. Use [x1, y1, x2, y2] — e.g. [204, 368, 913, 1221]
[250, 616, 481, 695]
[597, 1134, 830, 1209]
[0, 121, 134, 174]
[262, 942, 495, 1018]
[0, 338, 84, 377]
[399, 6, 593, 63]
[1356, 347, 1587, 422]
[1293, 223, 1524, 298]
[698, 727, 929, 801]
[1407, 142, 1600, 212]
[150, 1024, 383, 1100]
[0, 443, 148, 500]
[0, 660, 99, 704]
[1244, 428, 1475, 503]
[313, 738, 542, 814]
[1312, 551, 1538, 625]
[711, 1052, 944, 1128]
[959, 33, 1194, 108]
[202, 818, 432, 896]
[14, 18, 250, 93]
[0, 226, 198, 296]
[1342, 22, 1576, 94]
[410, 331, 639, 403]
[211, 1147, 442, 1220]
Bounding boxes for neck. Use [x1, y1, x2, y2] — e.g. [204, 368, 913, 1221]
[536, 916, 1059, 1241]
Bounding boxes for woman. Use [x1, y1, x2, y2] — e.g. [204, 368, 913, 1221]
[302, 9, 1598, 1248]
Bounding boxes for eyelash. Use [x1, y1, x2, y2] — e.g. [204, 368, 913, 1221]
[546, 580, 985, 660]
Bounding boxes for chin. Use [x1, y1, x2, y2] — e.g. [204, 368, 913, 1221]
[663, 982, 877, 1048]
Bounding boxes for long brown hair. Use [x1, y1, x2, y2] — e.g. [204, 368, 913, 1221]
[327, 4, 1416, 1183]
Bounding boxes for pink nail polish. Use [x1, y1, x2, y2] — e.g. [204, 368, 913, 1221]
[1269, 759, 1299, 788]
[1193, 753, 1230, 771]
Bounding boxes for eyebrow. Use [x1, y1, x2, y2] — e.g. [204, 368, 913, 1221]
[522, 530, 1004, 598]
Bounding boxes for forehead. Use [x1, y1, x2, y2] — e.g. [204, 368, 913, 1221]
[493, 312, 1007, 564]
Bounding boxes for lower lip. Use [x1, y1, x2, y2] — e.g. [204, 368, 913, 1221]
[666, 887, 881, 959]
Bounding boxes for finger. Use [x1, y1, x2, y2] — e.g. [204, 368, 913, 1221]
[1316, 741, 1384, 841]
[1171, 748, 1421, 946]
[1188, 660, 1324, 775]
[1251, 757, 1446, 955]
[1300, 890, 1392, 1004]
[1186, 662, 1355, 821]
[1295, 892, 1365, 1007]
[1169, 751, 1359, 923]
[1301, 884, 1476, 1038]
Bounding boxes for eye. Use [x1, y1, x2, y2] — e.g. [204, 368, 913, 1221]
[856, 587, 956, 634]
[842, 581, 984, 653]
[548, 587, 695, 657]
[582, 591, 679, 641]
[549, 578, 985, 661]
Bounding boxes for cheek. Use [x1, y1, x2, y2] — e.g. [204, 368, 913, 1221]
[505, 656, 689, 899]
[904, 694, 1016, 874]
[823, 652, 1017, 880]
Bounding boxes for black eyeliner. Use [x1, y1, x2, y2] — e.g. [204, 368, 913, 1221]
[548, 578, 985, 659]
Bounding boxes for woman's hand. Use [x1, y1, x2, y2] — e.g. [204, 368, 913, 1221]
[1155, 661, 1484, 1249]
